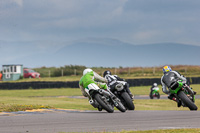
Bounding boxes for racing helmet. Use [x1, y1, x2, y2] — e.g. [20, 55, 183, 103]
[163, 66, 172, 74]
[83, 68, 93, 75]
[103, 70, 111, 77]
[153, 83, 157, 87]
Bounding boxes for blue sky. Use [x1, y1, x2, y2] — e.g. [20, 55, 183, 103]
[0, 0, 200, 68]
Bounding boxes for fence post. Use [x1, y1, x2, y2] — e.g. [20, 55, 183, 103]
[61, 69, 63, 77]
[153, 67, 155, 75]
[142, 67, 144, 75]
[115, 68, 117, 75]
[49, 70, 51, 77]
[185, 67, 187, 74]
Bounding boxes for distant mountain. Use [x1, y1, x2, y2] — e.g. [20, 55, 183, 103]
[52, 38, 200, 67]
[1, 38, 200, 68]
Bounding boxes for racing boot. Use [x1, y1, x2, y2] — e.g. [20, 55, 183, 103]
[191, 87, 197, 95]
[97, 106, 102, 111]
[168, 94, 181, 107]
[167, 94, 174, 100]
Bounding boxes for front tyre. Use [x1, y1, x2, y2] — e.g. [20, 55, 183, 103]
[115, 100, 126, 112]
[178, 91, 198, 111]
[94, 93, 114, 113]
[149, 92, 153, 99]
[121, 92, 135, 110]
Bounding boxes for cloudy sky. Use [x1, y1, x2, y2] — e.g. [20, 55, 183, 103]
[0, 0, 200, 68]
[1, 0, 200, 45]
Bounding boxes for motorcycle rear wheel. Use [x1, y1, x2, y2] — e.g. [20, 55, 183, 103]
[94, 93, 114, 113]
[157, 93, 160, 99]
[178, 91, 197, 111]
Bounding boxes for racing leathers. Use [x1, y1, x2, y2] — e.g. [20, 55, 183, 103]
[79, 71, 108, 99]
[161, 70, 187, 94]
[104, 74, 133, 99]
[161, 70, 187, 107]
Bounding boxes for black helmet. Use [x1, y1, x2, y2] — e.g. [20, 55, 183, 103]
[103, 70, 111, 77]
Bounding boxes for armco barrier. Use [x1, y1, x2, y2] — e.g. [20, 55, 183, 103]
[0, 77, 199, 90]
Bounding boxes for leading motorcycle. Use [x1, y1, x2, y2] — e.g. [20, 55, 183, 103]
[169, 80, 197, 110]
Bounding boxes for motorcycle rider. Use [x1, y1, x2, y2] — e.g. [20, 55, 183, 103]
[161, 66, 196, 107]
[79, 68, 108, 98]
[103, 70, 134, 99]
[79, 68, 108, 110]
[150, 83, 159, 94]
[151, 83, 158, 91]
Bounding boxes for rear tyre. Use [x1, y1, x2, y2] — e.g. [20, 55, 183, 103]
[178, 91, 198, 111]
[94, 93, 114, 113]
[157, 93, 160, 99]
[121, 92, 135, 110]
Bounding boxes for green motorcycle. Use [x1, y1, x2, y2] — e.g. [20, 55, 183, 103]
[149, 87, 160, 99]
[169, 80, 197, 110]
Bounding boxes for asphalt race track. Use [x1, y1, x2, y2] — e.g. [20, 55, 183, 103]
[67, 95, 200, 99]
[1, 110, 200, 133]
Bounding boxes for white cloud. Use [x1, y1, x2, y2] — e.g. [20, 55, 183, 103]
[13, 0, 23, 7]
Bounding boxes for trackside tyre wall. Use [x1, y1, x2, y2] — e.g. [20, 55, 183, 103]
[1, 77, 200, 89]
[178, 91, 198, 111]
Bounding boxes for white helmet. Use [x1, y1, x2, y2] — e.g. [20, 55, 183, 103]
[83, 68, 93, 75]
[153, 83, 157, 87]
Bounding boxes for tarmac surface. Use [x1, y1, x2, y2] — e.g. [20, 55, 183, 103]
[0, 109, 200, 133]
[67, 94, 200, 99]
[1, 95, 200, 133]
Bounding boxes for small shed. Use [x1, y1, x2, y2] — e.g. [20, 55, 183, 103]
[2, 64, 23, 81]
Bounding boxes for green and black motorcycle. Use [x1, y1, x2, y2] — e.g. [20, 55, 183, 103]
[169, 80, 197, 110]
[149, 86, 160, 99]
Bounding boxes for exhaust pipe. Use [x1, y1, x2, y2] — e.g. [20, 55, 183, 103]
[98, 89, 111, 97]
[89, 99, 99, 108]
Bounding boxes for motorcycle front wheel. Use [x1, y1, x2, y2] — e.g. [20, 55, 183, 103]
[177, 91, 197, 111]
[94, 93, 114, 113]
[115, 99, 126, 112]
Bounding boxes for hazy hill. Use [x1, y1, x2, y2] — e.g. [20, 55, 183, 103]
[1, 38, 200, 68]
[53, 39, 200, 67]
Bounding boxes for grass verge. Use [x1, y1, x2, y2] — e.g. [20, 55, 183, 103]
[0, 103, 53, 112]
[0, 84, 199, 112]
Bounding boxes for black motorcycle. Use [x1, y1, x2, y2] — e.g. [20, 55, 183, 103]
[110, 81, 135, 110]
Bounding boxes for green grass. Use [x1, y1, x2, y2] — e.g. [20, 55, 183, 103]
[0, 84, 200, 112]
[0, 103, 53, 112]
